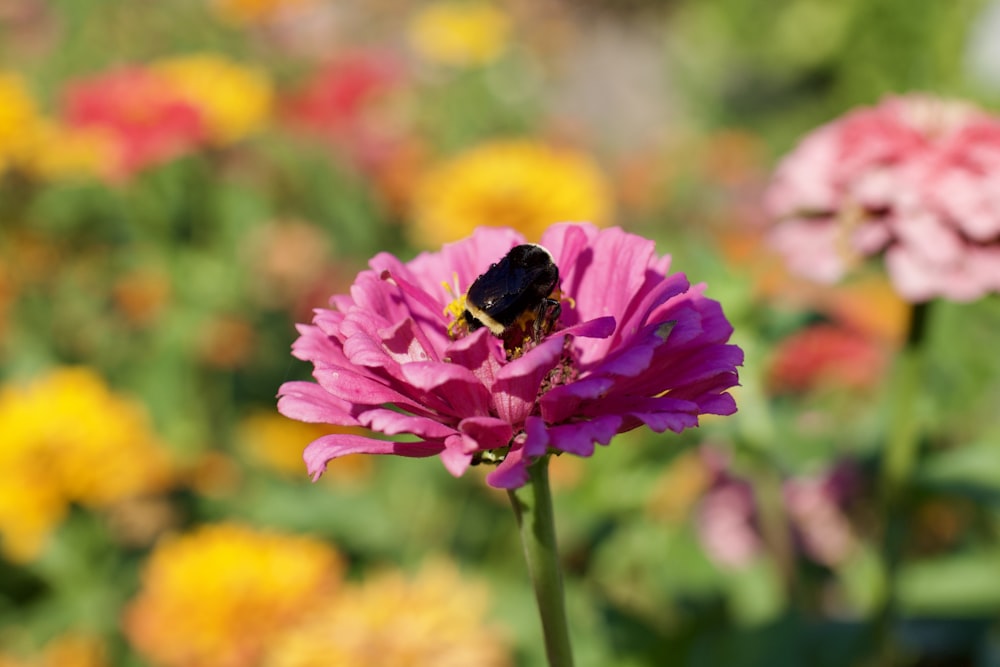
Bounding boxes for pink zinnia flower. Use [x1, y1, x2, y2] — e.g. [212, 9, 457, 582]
[765, 94, 1000, 302]
[278, 224, 742, 488]
[61, 67, 206, 179]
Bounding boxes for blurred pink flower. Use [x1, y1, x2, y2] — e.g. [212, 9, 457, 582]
[61, 67, 206, 179]
[783, 465, 860, 567]
[278, 224, 741, 489]
[695, 452, 861, 570]
[696, 477, 762, 569]
[765, 94, 1000, 302]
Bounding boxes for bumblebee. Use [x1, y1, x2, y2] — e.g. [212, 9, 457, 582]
[463, 244, 561, 343]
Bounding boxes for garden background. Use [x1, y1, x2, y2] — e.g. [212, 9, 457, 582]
[2, 0, 1000, 665]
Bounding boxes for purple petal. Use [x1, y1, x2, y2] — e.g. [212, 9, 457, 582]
[540, 375, 614, 424]
[545, 415, 622, 457]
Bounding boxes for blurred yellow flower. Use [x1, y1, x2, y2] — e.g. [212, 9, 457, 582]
[124, 523, 343, 667]
[210, 0, 315, 25]
[22, 120, 116, 181]
[0, 71, 44, 171]
[408, 1, 511, 67]
[265, 560, 511, 667]
[0, 368, 174, 562]
[411, 139, 612, 246]
[238, 411, 373, 483]
[154, 54, 272, 145]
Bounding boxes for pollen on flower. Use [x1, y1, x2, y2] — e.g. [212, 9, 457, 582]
[442, 275, 470, 339]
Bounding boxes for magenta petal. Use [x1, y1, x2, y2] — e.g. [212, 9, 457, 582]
[540, 376, 615, 423]
[487, 439, 531, 489]
[458, 416, 514, 451]
[313, 366, 416, 407]
[304, 434, 444, 480]
[277, 381, 360, 426]
[560, 316, 616, 340]
[358, 407, 456, 439]
[400, 361, 491, 415]
[522, 415, 551, 458]
[291, 324, 343, 363]
[441, 435, 473, 477]
[494, 336, 565, 423]
[444, 330, 504, 387]
[546, 415, 622, 457]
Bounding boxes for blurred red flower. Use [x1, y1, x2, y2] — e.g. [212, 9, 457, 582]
[281, 50, 407, 170]
[767, 322, 888, 395]
[61, 67, 206, 179]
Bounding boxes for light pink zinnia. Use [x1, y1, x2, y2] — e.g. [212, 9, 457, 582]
[765, 94, 1000, 302]
[278, 224, 742, 488]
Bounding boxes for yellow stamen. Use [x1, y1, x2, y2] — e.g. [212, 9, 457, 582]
[442, 274, 469, 338]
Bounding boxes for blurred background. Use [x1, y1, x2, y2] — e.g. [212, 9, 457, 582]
[2, 0, 1000, 665]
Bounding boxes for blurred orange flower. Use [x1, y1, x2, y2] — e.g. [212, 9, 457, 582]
[210, 0, 315, 25]
[0, 368, 173, 562]
[410, 139, 612, 247]
[112, 267, 172, 327]
[408, 1, 511, 67]
[124, 523, 343, 667]
[264, 560, 511, 667]
[646, 450, 712, 525]
[154, 54, 272, 145]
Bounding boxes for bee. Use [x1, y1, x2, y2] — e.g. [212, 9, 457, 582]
[463, 243, 561, 344]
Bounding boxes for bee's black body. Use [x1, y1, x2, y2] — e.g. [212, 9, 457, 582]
[463, 244, 560, 340]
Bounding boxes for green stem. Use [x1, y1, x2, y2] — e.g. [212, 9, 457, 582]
[874, 300, 932, 658]
[508, 455, 575, 667]
[883, 301, 930, 508]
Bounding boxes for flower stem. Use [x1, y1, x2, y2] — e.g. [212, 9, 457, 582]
[873, 300, 931, 659]
[508, 455, 575, 667]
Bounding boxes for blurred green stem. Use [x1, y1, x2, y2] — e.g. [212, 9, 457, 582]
[508, 455, 575, 667]
[874, 300, 931, 656]
[883, 301, 929, 499]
